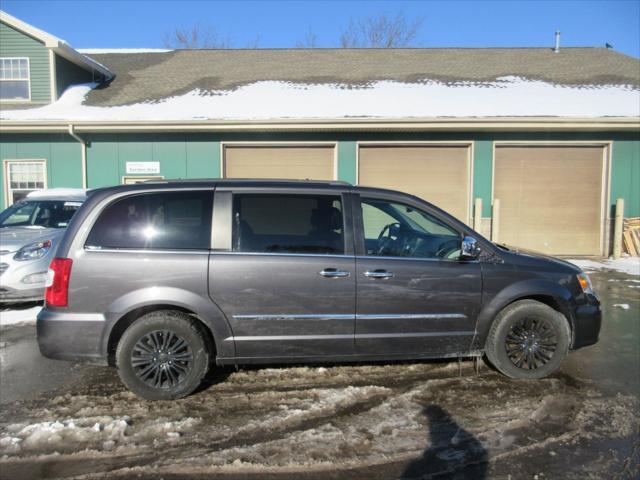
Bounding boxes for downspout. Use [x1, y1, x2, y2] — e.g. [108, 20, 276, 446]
[68, 124, 87, 189]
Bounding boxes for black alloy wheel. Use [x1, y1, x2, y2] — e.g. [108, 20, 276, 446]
[504, 317, 558, 370]
[131, 330, 194, 389]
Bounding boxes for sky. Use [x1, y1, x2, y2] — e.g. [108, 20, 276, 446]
[1, 0, 639, 58]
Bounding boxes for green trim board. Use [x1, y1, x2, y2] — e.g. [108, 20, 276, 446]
[337, 141, 357, 184]
[472, 140, 493, 217]
[611, 139, 640, 218]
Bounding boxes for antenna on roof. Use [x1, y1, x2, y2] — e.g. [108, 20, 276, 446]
[554, 30, 561, 53]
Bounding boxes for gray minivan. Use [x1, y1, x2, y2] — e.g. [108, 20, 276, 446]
[37, 180, 601, 400]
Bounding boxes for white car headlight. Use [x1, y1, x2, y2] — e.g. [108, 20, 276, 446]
[13, 240, 52, 261]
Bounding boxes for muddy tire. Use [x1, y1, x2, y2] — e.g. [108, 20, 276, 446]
[116, 310, 210, 400]
[485, 300, 571, 379]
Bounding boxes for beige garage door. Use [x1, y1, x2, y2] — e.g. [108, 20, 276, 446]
[224, 145, 335, 180]
[494, 145, 605, 256]
[358, 145, 471, 222]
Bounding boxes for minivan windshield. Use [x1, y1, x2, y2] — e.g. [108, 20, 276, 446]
[0, 200, 83, 229]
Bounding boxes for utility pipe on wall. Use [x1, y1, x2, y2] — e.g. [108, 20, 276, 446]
[68, 125, 87, 189]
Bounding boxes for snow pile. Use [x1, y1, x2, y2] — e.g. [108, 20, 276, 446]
[0, 417, 129, 454]
[0, 415, 202, 454]
[0, 306, 42, 326]
[1, 76, 638, 122]
[569, 257, 640, 276]
[613, 303, 630, 310]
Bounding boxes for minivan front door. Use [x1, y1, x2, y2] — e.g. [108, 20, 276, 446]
[208, 190, 356, 360]
[354, 196, 482, 356]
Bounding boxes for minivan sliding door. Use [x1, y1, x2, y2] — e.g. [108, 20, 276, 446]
[208, 189, 356, 360]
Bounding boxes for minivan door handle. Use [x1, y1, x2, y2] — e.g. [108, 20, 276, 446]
[363, 270, 395, 279]
[318, 268, 351, 278]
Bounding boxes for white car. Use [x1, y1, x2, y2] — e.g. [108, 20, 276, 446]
[0, 189, 86, 303]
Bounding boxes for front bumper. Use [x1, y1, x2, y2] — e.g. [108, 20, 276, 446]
[571, 295, 602, 349]
[37, 309, 108, 364]
[0, 251, 49, 303]
[0, 285, 44, 303]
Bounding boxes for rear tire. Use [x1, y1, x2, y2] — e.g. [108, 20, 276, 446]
[485, 300, 570, 379]
[116, 310, 210, 400]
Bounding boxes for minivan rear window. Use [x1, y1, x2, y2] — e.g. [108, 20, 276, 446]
[233, 194, 344, 254]
[86, 191, 213, 250]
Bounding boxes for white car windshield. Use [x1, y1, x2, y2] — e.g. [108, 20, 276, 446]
[0, 200, 83, 229]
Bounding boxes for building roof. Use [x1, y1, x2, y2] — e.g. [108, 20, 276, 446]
[1, 45, 638, 125]
[0, 10, 113, 79]
[86, 47, 639, 107]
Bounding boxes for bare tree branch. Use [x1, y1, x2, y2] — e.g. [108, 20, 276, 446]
[296, 28, 319, 48]
[162, 23, 233, 49]
[340, 13, 423, 48]
[245, 34, 261, 49]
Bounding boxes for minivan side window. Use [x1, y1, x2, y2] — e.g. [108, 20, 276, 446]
[361, 198, 461, 259]
[86, 191, 213, 250]
[233, 194, 345, 255]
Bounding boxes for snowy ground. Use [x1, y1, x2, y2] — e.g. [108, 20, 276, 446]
[0, 267, 638, 479]
[0, 305, 42, 327]
[569, 256, 640, 277]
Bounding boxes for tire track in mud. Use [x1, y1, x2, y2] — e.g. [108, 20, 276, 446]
[1, 362, 638, 479]
[0, 362, 478, 479]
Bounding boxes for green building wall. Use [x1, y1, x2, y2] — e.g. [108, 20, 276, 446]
[0, 21, 50, 104]
[55, 55, 95, 99]
[0, 131, 638, 223]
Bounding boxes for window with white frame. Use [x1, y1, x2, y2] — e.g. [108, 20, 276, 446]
[4, 161, 46, 205]
[0, 58, 30, 101]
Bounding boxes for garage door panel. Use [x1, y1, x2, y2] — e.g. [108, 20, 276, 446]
[494, 146, 604, 256]
[358, 146, 471, 222]
[224, 146, 335, 180]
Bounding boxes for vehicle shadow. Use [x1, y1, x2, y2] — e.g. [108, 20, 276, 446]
[402, 405, 488, 479]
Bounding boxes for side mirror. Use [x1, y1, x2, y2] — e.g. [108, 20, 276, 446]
[460, 236, 481, 260]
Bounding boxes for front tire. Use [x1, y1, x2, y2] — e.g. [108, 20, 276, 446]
[485, 300, 570, 379]
[116, 310, 210, 400]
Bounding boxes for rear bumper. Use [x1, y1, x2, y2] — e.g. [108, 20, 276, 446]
[571, 297, 602, 350]
[36, 309, 108, 364]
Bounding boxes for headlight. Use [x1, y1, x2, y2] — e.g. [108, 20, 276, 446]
[13, 240, 52, 261]
[577, 272, 593, 293]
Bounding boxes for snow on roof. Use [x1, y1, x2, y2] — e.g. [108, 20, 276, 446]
[78, 48, 173, 54]
[0, 76, 638, 122]
[26, 188, 87, 200]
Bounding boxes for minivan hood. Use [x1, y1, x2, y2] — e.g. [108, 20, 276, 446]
[497, 244, 581, 273]
[0, 227, 62, 253]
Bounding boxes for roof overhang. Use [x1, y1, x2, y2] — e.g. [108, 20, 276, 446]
[0, 10, 113, 79]
[0, 117, 639, 133]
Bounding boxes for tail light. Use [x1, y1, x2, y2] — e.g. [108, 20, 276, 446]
[45, 258, 73, 307]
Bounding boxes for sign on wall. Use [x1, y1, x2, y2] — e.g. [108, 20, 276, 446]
[126, 162, 160, 175]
